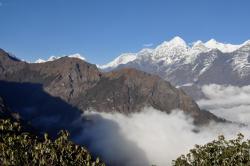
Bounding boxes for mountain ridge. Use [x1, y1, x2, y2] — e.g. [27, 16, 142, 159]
[99, 37, 250, 69]
[0, 48, 222, 126]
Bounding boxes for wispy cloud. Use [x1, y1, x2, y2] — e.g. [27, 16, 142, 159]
[0, 2, 2, 7]
[143, 43, 154, 47]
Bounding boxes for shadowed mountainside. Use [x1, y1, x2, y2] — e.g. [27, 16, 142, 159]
[0, 81, 84, 137]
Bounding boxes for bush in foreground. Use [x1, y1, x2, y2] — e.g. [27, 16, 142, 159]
[173, 133, 250, 166]
[0, 119, 105, 166]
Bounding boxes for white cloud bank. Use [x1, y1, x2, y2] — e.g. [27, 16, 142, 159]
[73, 107, 250, 166]
[198, 84, 250, 124]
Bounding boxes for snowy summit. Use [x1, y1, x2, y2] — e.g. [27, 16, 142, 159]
[34, 53, 86, 63]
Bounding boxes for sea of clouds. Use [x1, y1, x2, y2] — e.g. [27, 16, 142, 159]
[198, 84, 250, 124]
[73, 84, 250, 166]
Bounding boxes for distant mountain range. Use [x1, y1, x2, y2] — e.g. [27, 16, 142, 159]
[0, 48, 223, 137]
[99, 37, 250, 99]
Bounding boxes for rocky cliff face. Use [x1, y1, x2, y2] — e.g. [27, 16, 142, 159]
[0, 49, 101, 104]
[0, 49, 221, 125]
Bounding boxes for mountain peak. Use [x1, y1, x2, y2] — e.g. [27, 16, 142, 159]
[0, 49, 21, 62]
[67, 53, 86, 61]
[189, 40, 210, 56]
[157, 36, 187, 49]
[138, 48, 154, 54]
[242, 40, 250, 46]
[35, 58, 46, 63]
[205, 39, 217, 44]
[192, 40, 203, 47]
[168, 36, 187, 46]
[99, 53, 137, 69]
[205, 39, 221, 49]
[204, 39, 241, 53]
[152, 36, 188, 62]
[48, 56, 60, 61]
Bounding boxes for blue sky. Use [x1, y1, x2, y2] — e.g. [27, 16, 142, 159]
[0, 0, 250, 64]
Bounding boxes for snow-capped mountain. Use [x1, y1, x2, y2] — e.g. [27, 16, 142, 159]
[204, 39, 240, 53]
[101, 37, 248, 69]
[35, 53, 86, 63]
[99, 53, 137, 69]
[100, 37, 250, 99]
[152, 36, 188, 63]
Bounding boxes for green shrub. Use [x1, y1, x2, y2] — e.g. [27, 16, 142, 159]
[0, 119, 105, 166]
[173, 133, 250, 166]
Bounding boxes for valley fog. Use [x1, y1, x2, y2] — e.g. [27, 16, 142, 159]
[74, 84, 250, 166]
[198, 84, 250, 124]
